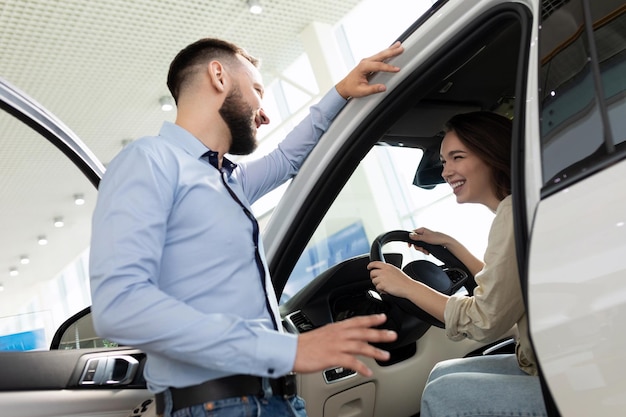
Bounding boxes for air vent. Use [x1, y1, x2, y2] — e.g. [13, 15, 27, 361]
[284, 311, 315, 333]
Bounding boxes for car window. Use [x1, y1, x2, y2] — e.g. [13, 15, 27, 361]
[539, 0, 626, 192]
[0, 106, 98, 351]
[281, 145, 494, 303]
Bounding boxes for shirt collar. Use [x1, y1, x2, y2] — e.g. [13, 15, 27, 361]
[159, 121, 238, 175]
[201, 150, 237, 175]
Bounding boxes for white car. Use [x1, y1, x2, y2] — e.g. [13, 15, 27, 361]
[0, 0, 623, 416]
[268, 0, 626, 416]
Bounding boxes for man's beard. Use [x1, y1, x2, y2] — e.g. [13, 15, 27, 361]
[219, 85, 258, 155]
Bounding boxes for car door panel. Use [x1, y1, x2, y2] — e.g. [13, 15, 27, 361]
[0, 390, 151, 417]
[0, 348, 150, 417]
[527, 162, 626, 416]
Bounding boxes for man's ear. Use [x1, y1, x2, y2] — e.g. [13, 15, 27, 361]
[207, 61, 226, 93]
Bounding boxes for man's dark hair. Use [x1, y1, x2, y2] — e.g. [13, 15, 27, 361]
[167, 38, 259, 103]
[444, 111, 513, 201]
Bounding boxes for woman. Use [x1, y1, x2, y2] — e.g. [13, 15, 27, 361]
[367, 111, 547, 416]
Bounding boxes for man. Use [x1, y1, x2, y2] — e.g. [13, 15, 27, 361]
[90, 38, 403, 417]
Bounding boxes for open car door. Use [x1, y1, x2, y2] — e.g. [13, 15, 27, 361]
[0, 78, 150, 417]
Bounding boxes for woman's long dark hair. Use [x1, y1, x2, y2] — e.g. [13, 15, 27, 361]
[444, 111, 512, 201]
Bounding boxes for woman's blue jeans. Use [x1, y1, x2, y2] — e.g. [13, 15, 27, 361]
[420, 354, 548, 417]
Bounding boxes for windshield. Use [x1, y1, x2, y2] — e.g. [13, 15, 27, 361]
[281, 145, 494, 303]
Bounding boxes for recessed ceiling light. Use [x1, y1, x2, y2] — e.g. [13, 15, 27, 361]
[159, 96, 174, 112]
[38, 235, 48, 245]
[54, 216, 64, 228]
[248, 0, 262, 14]
[74, 194, 85, 205]
[0, 283, 4, 292]
[9, 267, 18, 277]
[20, 255, 30, 265]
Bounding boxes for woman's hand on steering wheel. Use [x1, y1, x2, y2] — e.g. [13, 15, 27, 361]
[367, 261, 415, 299]
[409, 227, 451, 255]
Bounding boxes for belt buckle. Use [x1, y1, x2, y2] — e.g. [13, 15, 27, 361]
[270, 372, 297, 398]
[282, 372, 297, 398]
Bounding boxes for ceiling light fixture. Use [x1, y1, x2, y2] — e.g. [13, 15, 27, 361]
[20, 255, 30, 265]
[38, 235, 48, 245]
[0, 283, 4, 292]
[248, 0, 262, 14]
[74, 193, 85, 206]
[9, 267, 18, 277]
[54, 216, 64, 228]
[159, 96, 174, 112]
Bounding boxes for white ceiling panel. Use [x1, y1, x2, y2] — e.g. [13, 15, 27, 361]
[0, 0, 361, 315]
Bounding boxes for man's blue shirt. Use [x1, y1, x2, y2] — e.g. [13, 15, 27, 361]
[89, 88, 346, 393]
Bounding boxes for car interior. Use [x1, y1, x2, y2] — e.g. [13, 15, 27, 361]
[266, 5, 530, 417]
[0, 3, 534, 417]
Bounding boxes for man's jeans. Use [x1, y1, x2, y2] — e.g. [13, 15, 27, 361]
[159, 378, 307, 417]
[420, 354, 548, 417]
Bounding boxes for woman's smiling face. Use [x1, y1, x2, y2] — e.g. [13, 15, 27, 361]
[440, 131, 500, 212]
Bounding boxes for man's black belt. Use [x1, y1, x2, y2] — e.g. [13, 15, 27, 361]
[154, 374, 297, 414]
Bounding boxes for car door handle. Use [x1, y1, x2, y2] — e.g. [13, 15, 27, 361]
[79, 355, 139, 386]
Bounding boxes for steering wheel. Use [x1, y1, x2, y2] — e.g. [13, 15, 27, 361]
[368, 230, 476, 348]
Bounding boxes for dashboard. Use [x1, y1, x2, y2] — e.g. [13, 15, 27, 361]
[281, 252, 469, 355]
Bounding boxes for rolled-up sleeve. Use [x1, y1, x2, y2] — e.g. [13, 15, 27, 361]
[444, 197, 525, 343]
